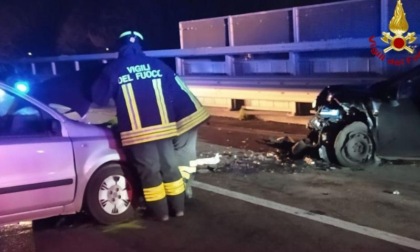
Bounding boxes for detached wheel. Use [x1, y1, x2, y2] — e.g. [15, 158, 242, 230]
[86, 164, 135, 225]
[334, 122, 374, 168]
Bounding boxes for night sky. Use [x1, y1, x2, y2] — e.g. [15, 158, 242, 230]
[0, 0, 343, 58]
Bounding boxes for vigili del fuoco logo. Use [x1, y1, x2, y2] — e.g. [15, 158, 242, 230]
[369, 0, 419, 66]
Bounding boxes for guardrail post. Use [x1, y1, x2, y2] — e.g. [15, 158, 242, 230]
[225, 55, 236, 76]
[51, 62, 57, 75]
[227, 16, 235, 46]
[74, 61, 80, 71]
[289, 53, 301, 75]
[380, 0, 389, 32]
[380, 0, 389, 75]
[31, 63, 36, 75]
[291, 8, 302, 75]
[175, 57, 185, 75]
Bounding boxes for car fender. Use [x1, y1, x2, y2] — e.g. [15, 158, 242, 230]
[63, 137, 126, 214]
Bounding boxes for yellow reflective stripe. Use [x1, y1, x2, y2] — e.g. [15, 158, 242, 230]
[122, 127, 178, 141]
[119, 31, 132, 38]
[175, 76, 201, 110]
[126, 83, 142, 128]
[152, 78, 169, 124]
[121, 128, 178, 146]
[121, 122, 177, 137]
[179, 166, 197, 173]
[122, 83, 141, 130]
[143, 183, 166, 202]
[119, 31, 144, 40]
[133, 31, 144, 40]
[121, 84, 136, 129]
[121, 132, 178, 146]
[164, 179, 185, 196]
[177, 107, 210, 135]
[180, 171, 191, 180]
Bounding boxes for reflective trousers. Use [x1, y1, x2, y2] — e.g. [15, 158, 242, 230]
[173, 127, 199, 198]
[124, 138, 185, 218]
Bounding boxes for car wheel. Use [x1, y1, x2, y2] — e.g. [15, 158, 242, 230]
[334, 122, 375, 168]
[86, 164, 136, 225]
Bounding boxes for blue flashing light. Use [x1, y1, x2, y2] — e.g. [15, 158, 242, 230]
[14, 81, 30, 93]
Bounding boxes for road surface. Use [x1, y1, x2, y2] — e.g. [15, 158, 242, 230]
[2, 116, 420, 252]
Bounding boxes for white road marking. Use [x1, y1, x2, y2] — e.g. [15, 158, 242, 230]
[192, 181, 420, 250]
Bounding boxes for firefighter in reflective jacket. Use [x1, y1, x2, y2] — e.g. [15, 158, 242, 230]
[91, 31, 209, 221]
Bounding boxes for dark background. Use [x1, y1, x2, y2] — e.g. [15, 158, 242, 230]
[0, 0, 343, 58]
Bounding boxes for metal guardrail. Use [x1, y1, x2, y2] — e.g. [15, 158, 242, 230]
[183, 75, 385, 89]
[3, 36, 390, 115]
[2, 0, 417, 114]
[11, 36, 399, 63]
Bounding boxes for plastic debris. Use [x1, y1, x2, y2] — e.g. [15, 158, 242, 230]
[384, 190, 401, 195]
[304, 157, 315, 165]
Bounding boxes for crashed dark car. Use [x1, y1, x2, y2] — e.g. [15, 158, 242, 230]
[307, 65, 420, 168]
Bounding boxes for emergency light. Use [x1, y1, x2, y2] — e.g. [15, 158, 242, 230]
[14, 81, 30, 93]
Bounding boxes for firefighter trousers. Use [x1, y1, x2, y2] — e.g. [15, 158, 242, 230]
[173, 127, 199, 199]
[124, 138, 185, 218]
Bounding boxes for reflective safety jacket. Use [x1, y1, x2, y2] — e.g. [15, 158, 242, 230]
[91, 43, 209, 146]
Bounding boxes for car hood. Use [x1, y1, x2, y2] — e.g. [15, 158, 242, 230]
[316, 84, 374, 106]
[28, 65, 104, 117]
[64, 119, 114, 137]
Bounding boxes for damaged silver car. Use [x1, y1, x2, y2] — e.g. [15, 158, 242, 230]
[308, 65, 420, 168]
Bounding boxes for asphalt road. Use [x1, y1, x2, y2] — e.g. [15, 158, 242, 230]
[2, 116, 420, 252]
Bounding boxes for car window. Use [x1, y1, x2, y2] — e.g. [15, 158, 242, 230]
[0, 88, 61, 137]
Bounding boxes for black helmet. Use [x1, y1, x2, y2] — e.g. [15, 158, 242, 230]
[118, 31, 144, 45]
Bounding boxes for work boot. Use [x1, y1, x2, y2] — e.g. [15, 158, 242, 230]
[175, 211, 184, 217]
[156, 214, 169, 222]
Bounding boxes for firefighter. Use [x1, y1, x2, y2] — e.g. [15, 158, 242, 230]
[91, 30, 209, 221]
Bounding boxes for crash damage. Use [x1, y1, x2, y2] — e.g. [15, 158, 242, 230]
[295, 65, 420, 168]
[306, 84, 379, 168]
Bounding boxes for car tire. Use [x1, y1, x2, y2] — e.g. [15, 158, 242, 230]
[334, 121, 375, 169]
[85, 164, 136, 225]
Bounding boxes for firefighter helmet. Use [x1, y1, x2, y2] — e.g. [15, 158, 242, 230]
[118, 31, 144, 45]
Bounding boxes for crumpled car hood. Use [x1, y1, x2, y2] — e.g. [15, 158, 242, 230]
[28, 65, 104, 117]
[316, 84, 374, 106]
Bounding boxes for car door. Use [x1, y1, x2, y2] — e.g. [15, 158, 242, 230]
[376, 74, 420, 158]
[0, 87, 76, 221]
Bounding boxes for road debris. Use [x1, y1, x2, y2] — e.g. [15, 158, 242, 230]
[384, 190, 401, 195]
[198, 145, 332, 175]
[304, 157, 315, 165]
[197, 132, 337, 175]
